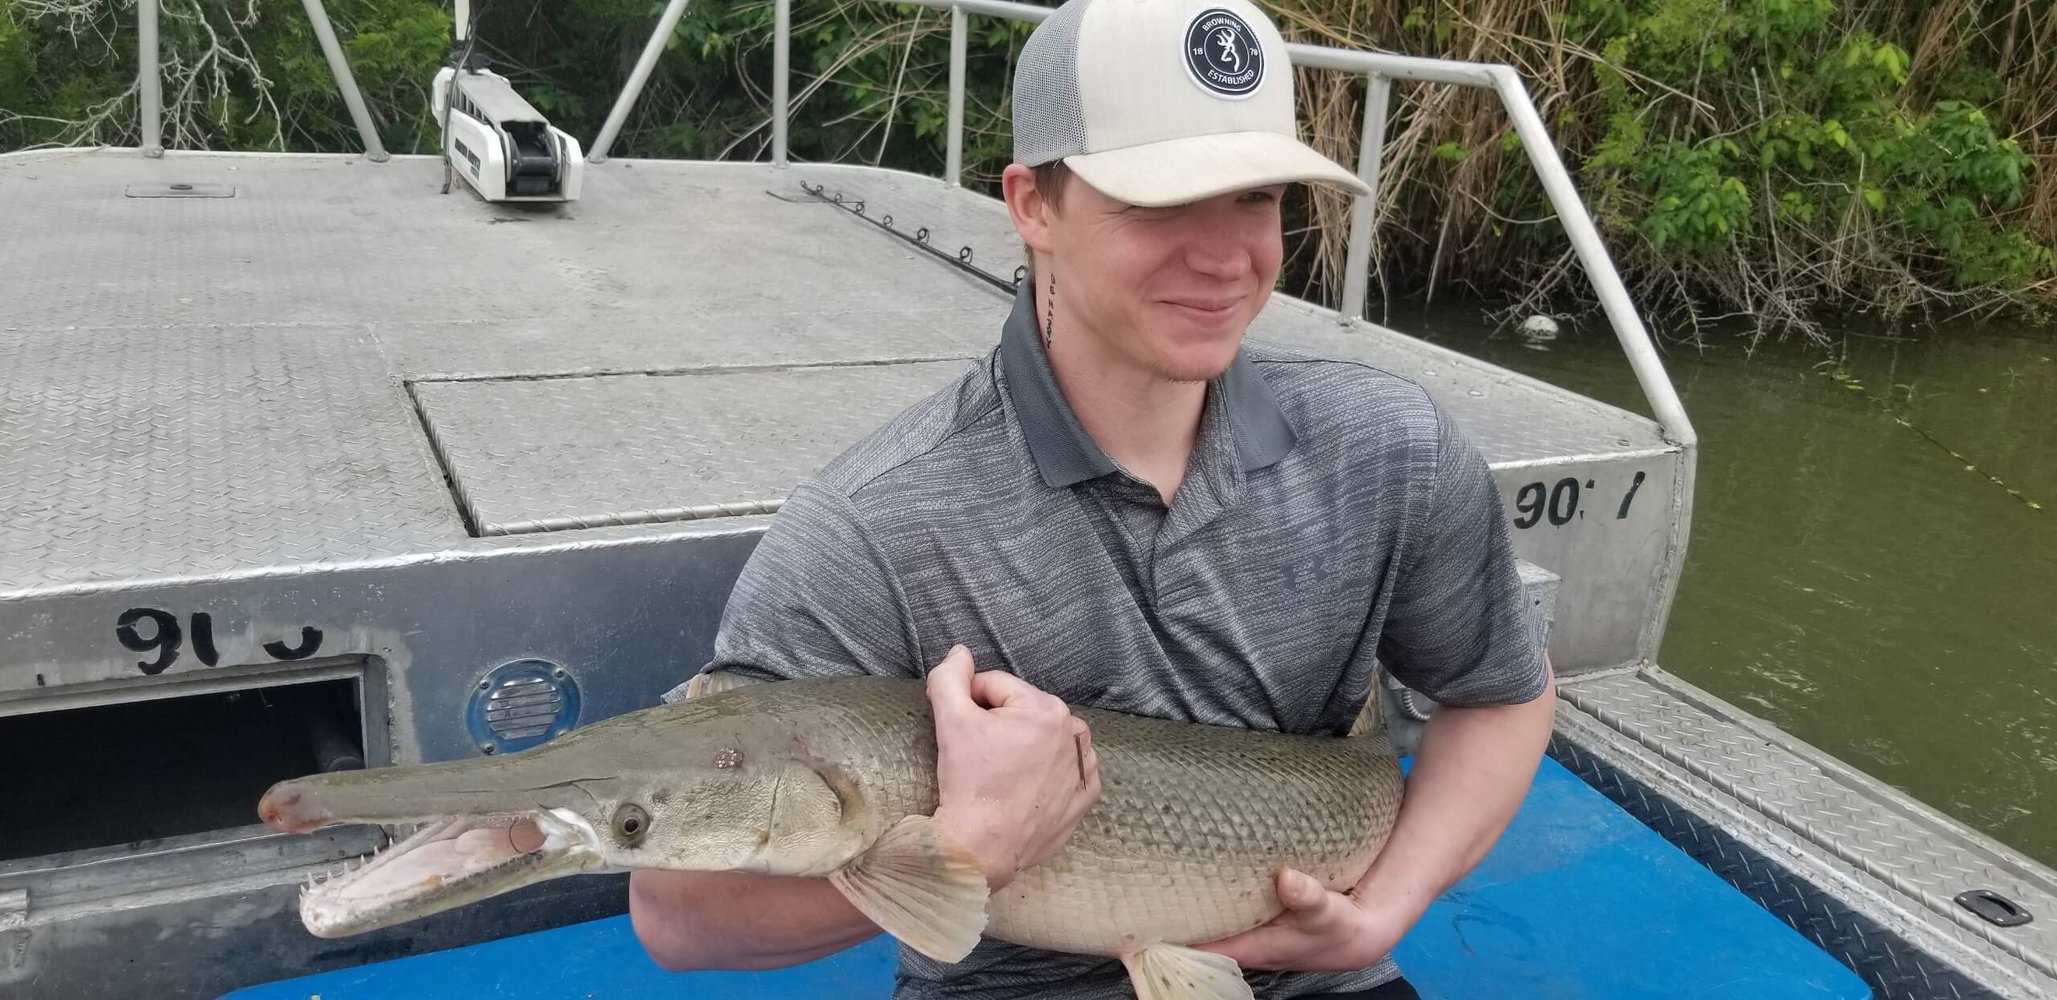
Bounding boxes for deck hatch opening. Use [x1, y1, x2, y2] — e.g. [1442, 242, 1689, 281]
[405, 361, 968, 537]
[0, 676, 365, 863]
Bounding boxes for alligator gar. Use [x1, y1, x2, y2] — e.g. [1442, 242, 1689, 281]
[257, 674, 1403, 1000]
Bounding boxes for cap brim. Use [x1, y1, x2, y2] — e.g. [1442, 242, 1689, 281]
[1062, 130, 1371, 208]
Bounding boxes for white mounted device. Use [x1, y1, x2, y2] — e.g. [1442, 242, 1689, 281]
[434, 1, 583, 203]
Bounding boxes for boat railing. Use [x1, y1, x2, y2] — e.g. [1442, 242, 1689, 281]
[120, 0, 1694, 450]
[598, 0, 1701, 656]
[590, 0, 1697, 456]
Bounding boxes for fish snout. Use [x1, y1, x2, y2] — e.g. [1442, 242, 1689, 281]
[258, 780, 328, 834]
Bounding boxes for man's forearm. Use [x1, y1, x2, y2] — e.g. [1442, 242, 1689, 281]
[628, 870, 881, 972]
[1352, 668, 1557, 922]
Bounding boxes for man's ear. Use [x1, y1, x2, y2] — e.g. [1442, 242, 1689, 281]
[1002, 163, 1057, 257]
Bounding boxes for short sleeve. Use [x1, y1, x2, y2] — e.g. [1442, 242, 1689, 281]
[1376, 405, 1550, 707]
[693, 480, 921, 688]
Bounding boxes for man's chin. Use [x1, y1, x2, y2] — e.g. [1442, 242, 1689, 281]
[1151, 355, 1238, 385]
[1130, 319, 1246, 383]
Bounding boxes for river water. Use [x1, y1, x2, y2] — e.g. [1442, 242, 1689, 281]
[1405, 305, 2057, 867]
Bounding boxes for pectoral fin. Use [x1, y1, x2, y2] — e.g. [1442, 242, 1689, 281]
[661, 669, 764, 704]
[1348, 670, 1386, 737]
[827, 815, 989, 963]
[1121, 943, 1254, 1000]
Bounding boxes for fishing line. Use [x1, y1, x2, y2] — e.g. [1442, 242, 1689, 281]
[1832, 371, 2047, 512]
[439, 0, 498, 196]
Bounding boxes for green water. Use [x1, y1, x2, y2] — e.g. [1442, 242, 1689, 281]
[1406, 306, 2057, 867]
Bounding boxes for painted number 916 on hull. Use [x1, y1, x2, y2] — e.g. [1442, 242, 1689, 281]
[115, 608, 325, 676]
[1512, 470, 1646, 529]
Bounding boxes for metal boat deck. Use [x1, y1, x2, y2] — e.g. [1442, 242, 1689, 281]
[1, 150, 1667, 592]
[2, 149, 2054, 998]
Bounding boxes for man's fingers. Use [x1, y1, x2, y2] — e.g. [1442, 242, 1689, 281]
[1277, 868, 1327, 910]
[966, 662, 1061, 711]
[1191, 875, 1337, 969]
[924, 645, 978, 720]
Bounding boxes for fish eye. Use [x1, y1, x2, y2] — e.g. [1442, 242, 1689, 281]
[714, 748, 744, 769]
[613, 803, 649, 845]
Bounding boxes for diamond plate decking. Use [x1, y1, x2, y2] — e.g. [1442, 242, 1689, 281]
[0, 324, 462, 594]
[412, 361, 974, 535]
[0, 150, 1669, 596]
[1559, 667, 2057, 998]
[1551, 736, 2007, 1000]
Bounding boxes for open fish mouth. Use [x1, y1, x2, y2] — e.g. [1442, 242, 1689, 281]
[298, 809, 603, 938]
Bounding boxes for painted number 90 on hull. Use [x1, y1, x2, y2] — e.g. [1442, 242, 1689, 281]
[1512, 470, 1646, 529]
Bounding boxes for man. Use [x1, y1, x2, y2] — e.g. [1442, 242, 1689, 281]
[628, 0, 1556, 995]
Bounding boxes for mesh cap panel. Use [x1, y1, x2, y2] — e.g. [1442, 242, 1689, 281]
[1011, 0, 1093, 165]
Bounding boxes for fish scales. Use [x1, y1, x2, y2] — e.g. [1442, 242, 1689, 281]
[748, 678, 1404, 957]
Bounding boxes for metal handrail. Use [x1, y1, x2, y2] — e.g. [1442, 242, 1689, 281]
[116, 0, 1691, 451]
[131, 0, 386, 162]
[597, 0, 1696, 454]
[300, 0, 389, 162]
[138, 0, 160, 157]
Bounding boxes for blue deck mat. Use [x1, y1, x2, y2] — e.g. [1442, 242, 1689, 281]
[228, 757, 1870, 999]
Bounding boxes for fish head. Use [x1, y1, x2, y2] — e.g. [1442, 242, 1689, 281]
[257, 692, 862, 938]
[592, 721, 858, 879]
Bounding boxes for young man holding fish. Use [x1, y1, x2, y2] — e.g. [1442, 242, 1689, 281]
[630, 0, 1557, 995]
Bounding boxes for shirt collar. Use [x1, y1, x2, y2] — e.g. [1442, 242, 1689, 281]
[996, 282, 1298, 490]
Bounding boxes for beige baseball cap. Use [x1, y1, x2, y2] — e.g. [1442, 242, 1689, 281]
[1012, 0, 1371, 208]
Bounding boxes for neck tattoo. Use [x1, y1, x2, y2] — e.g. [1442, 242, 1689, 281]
[1043, 271, 1056, 350]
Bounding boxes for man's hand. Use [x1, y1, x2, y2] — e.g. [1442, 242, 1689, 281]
[1200, 668, 1556, 975]
[927, 644, 1101, 890]
[1193, 868, 1408, 972]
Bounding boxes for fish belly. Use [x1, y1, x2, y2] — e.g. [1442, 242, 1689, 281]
[981, 709, 1401, 957]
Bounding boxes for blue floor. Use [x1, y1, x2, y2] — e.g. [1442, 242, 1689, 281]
[228, 758, 1870, 999]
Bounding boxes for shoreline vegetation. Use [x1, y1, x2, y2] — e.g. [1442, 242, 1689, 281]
[3, 0, 2052, 346]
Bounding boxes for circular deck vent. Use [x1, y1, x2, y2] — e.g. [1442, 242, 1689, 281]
[466, 659, 581, 755]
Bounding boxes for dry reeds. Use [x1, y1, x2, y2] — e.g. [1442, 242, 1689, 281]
[1246, 0, 2057, 342]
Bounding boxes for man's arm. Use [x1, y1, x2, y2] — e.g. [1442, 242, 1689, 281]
[1198, 400, 1556, 970]
[1347, 664, 1555, 939]
[629, 871, 879, 972]
[1192, 665, 1553, 971]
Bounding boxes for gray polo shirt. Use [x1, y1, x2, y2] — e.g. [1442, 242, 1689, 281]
[699, 286, 1548, 998]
